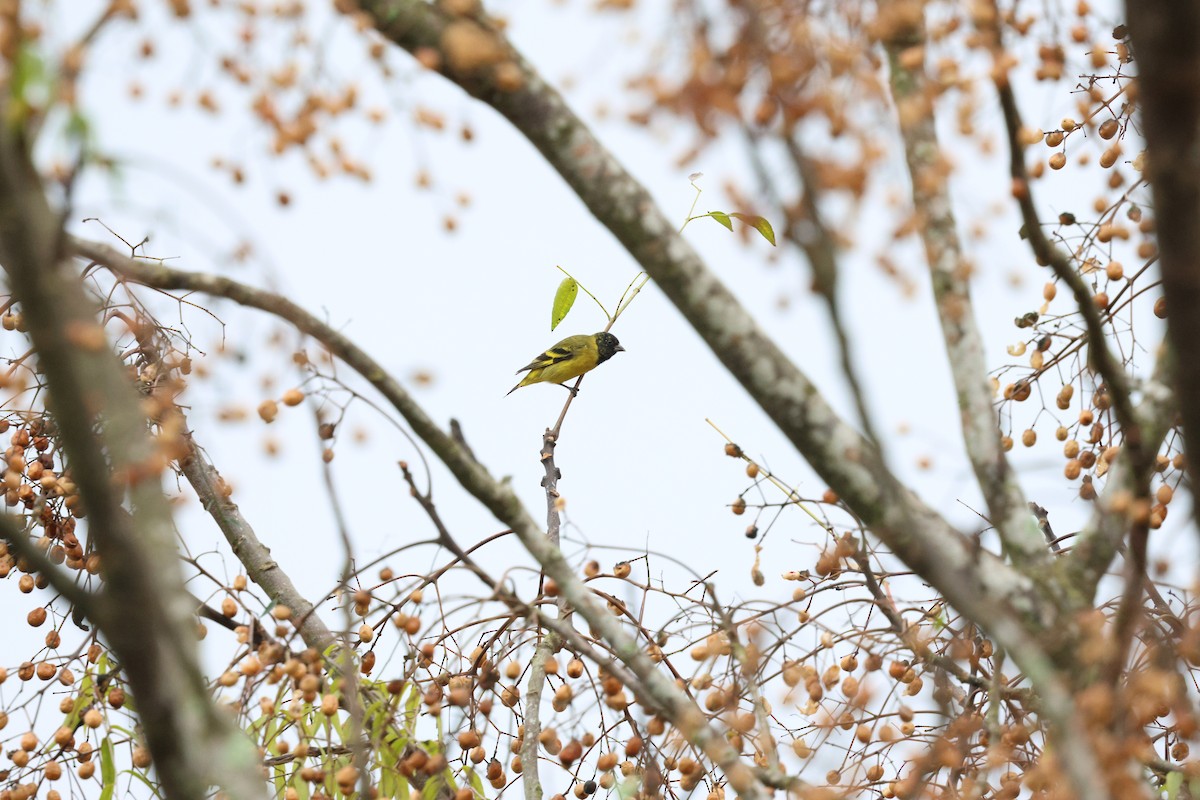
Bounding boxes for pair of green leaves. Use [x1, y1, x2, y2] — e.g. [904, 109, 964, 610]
[698, 211, 777, 246]
[549, 211, 776, 330]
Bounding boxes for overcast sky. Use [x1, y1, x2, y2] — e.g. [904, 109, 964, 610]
[4, 0, 1183, 695]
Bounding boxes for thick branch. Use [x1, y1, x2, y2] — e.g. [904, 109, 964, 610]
[520, 635, 556, 800]
[884, 28, 1045, 568]
[0, 115, 263, 798]
[1124, 2, 1200, 519]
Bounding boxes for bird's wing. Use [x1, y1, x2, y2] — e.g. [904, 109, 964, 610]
[516, 341, 582, 373]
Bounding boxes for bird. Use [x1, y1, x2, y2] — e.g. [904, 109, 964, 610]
[507, 332, 625, 396]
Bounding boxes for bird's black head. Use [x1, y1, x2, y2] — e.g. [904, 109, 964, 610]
[595, 332, 625, 364]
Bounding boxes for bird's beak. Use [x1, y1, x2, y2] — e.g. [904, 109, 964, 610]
[616, 345, 626, 352]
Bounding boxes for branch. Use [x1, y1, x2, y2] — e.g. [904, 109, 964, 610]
[981, 612, 1112, 800]
[986, 11, 1166, 692]
[1123, 1, 1200, 526]
[0, 114, 264, 799]
[183, 420, 456, 798]
[72, 233, 508, 535]
[1068, 347, 1177, 599]
[394, 462, 660, 717]
[778, 134, 886, 456]
[986, 10, 1145, 474]
[0, 513, 95, 611]
[178, 421, 337, 652]
[1027, 502, 1063, 554]
[851, 546, 1027, 700]
[884, 25, 1046, 569]
[520, 635, 556, 800]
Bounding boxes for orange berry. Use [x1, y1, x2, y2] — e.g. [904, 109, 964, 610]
[257, 400, 279, 423]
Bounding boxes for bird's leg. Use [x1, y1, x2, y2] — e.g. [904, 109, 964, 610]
[557, 383, 579, 397]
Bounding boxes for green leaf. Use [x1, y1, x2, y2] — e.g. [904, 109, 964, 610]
[10, 45, 48, 107]
[330, 709, 348, 741]
[730, 213, 777, 246]
[404, 684, 421, 729]
[380, 769, 396, 800]
[122, 767, 163, 798]
[66, 109, 91, 148]
[616, 775, 642, 800]
[249, 704, 282, 738]
[99, 737, 117, 800]
[421, 772, 445, 800]
[364, 697, 390, 740]
[382, 724, 407, 752]
[705, 211, 733, 231]
[551, 277, 578, 331]
[1166, 771, 1182, 800]
[465, 766, 485, 796]
[292, 771, 311, 800]
[67, 672, 95, 727]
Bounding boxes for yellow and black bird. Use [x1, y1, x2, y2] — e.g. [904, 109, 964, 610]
[507, 332, 625, 396]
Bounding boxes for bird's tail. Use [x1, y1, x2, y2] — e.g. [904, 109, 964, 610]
[507, 370, 535, 396]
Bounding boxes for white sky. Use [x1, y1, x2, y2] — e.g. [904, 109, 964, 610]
[32, 0, 1186, 613]
[1, 0, 1191, 770]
